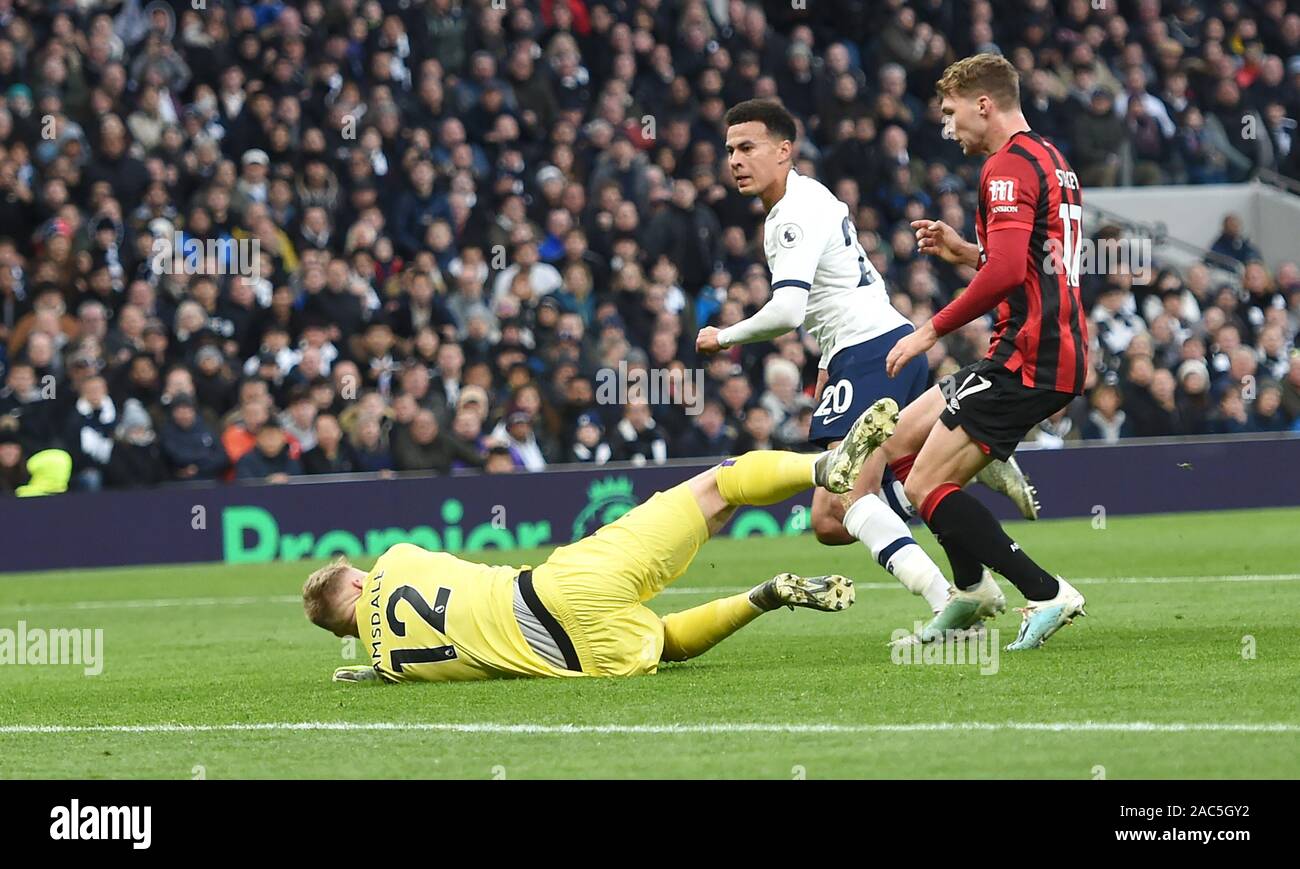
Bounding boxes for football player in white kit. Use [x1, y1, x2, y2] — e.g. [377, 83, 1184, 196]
[697, 99, 1036, 620]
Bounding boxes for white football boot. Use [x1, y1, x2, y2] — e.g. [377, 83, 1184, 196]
[1004, 578, 1087, 651]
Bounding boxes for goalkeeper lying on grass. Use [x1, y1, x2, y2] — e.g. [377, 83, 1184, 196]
[304, 401, 898, 683]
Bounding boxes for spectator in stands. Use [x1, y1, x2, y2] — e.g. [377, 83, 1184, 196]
[1124, 94, 1173, 185]
[1082, 382, 1135, 442]
[1093, 283, 1149, 373]
[393, 408, 483, 474]
[1250, 383, 1291, 432]
[1146, 368, 1188, 437]
[0, 428, 28, 494]
[105, 399, 166, 488]
[0, 361, 54, 451]
[351, 413, 395, 474]
[235, 419, 301, 483]
[1215, 346, 1259, 401]
[64, 374, 116, 491]
[0, 0, 1294, 501]
[759, 357, 805, 430]
[492, 240, 562, 306]
[718, 374, 753, 431]
[159, 394, 227, 482]
[1209, 214, 1262, 265]
[568, 411, 613, 465]
[488, 407, 551, 471]
[1281, 357, 1300, 421]
[1120, 355, 1162, 437]
[642, 179, 722, 294]
[675, 399, 737, 458]
[612, 399, 668, 465]
[192, 346, 237, 416]
[483, 444, 516, 474]
[733, 404, 787, 453]
[1176, 106, 1233, 185]
[302, 414, 359, 476]
[1073, 87, 1125, 186]
[223, 400, 270, 474]
[280, 387, 319, 453]
[1177, 359, 1215, 435]
[1210, 386, 1253, 435]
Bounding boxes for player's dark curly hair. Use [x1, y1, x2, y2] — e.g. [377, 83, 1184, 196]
[723, 99, 797, 143]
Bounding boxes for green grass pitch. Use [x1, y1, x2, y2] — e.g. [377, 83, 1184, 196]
[1, 507, 1297, 779]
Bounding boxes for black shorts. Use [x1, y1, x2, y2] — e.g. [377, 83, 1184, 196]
[938, 360, 1076, 462]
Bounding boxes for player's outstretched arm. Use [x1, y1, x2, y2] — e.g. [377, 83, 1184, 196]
[911, 219, 979, 268]
[696, 285, 807, 353]
[888, 222, 1030, 379]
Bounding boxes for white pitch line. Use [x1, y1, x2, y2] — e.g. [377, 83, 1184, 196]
[2, 573, 1298, 613]
[1074, 573, 1300, 585]
[0, 595, 301, 612]
[66, 594, 301, 609]
[0, 721, 1297, 736]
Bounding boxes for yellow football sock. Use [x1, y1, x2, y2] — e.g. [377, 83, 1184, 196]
[714, 451, 818, 506]
[661, 593, 764, 662]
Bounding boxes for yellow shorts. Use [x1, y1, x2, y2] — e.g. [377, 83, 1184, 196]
[532, 482, 709, 677]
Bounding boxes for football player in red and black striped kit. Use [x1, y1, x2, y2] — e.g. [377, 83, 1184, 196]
[870, 54, 1090, 651]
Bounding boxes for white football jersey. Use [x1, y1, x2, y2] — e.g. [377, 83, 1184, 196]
[764, 169, 908, 366]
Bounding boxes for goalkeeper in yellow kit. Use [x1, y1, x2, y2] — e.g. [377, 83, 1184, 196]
[303, 401, 897, 683]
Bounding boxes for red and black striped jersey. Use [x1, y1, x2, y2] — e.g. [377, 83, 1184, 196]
[975, 130, 1089, 395]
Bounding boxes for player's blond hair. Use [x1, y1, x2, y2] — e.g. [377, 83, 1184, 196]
[303, 556, 353, 631]
[936, 54, 1020, 109]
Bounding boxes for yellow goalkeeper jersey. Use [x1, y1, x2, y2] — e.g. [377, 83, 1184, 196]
[355, 543, 568, 682]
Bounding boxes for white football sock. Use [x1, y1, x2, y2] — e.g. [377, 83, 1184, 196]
[888, 546, 953, 613]
[843, 494, 952, 613]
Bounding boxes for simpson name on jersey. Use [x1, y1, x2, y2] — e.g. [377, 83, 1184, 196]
[764, 169, 908, 366]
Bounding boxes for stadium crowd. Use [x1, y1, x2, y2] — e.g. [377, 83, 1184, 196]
[2, 0, 1300, 494]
